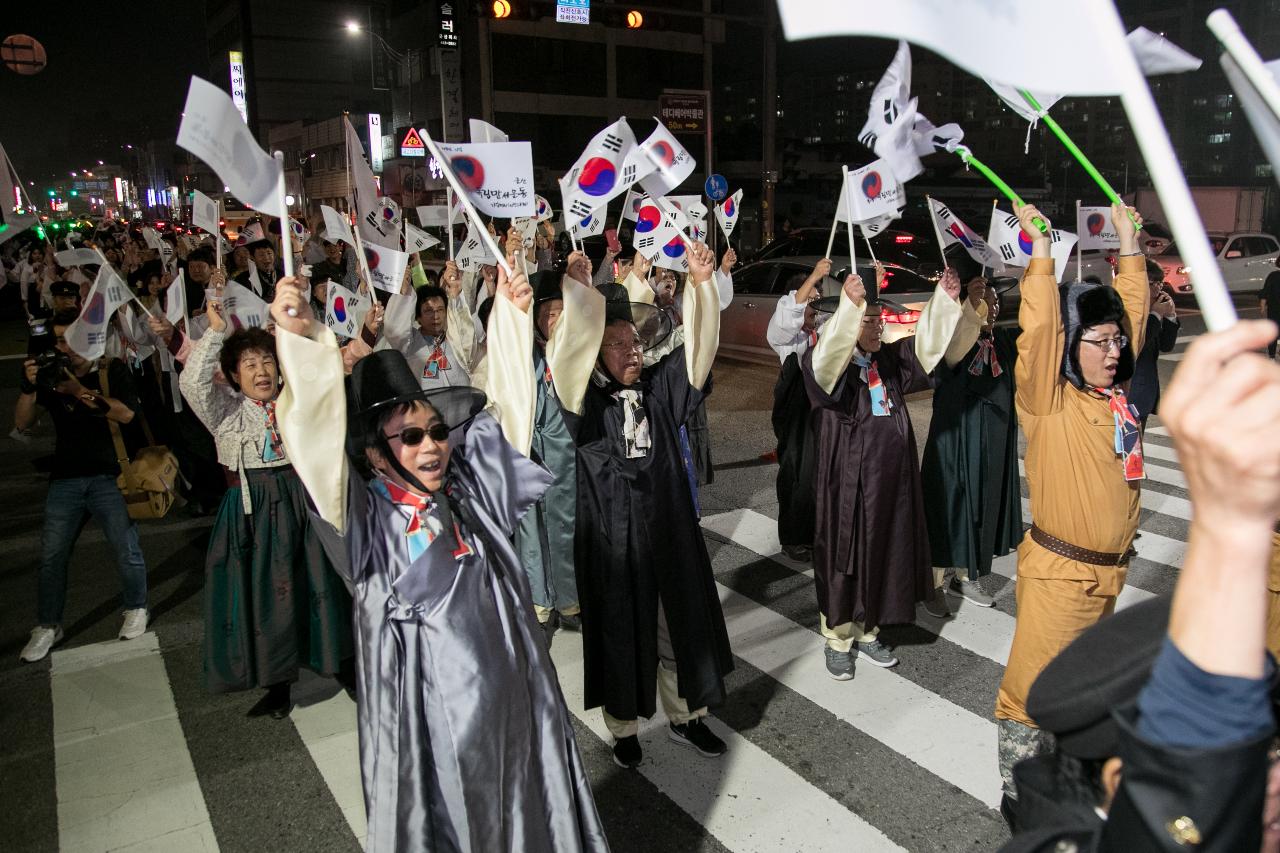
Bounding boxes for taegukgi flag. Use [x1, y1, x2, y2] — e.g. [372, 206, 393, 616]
[191, 189, 220, 235]
[321, 205, 356, 248]
[324, 280, 370, 339]
[344, 116, 395, 252]
[55, 247, 108, 268]
[435, 141, 536, 218]
[220, 280, 270, 330]
[562, 118, 638, 221]
[452, 225, 490, 274]
[177, 77, 282, 212]
[777, 0, 1133, 96]
[362, 242, 411, 293]
[928, 197, 1003, 267]
[715, 189, 743, 239]
[836, 159, 905, 224]
[165, 270, 188, 328]
[65, 265, 132, 360]
[535, 195, 554, 222]
[631, 198, 685, 264]
[404, 221, 440, 253]
[1076, 204, 1120, 251]
[567, 208, 606, 239]
[469, 118, 509, 144]
[630, 120, 696, 199]
[619, 189, 647, 222]
[988, 208, 1078, 281]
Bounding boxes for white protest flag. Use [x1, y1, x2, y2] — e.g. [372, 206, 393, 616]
[985, 79, 1062, 126]
[1215, 23, 1280, 193]
[321, 205, 356, 248]
[404, 221, 440, 253]
[361, 242, 411, 293]
[511, 216, 539, 248]
[1076, 204, 1121, 251]
[469, 119, 509, 144]
[55, 247, 108, 267]
[988, 208, 1078, 280]
[344, 116, 394, 251]
[191, 189, 220, 235]
[568, 208, 607, 239]
[836, 160, 905, 224]
[860, 214, 897, 238]
[666, 195, 708, 224]
[65, 266, 132, 360]
[324, 280, 370, 339]
[653, 239, 690, 274]
[453, 225, 490, 274]
[117, 304, 158, 363]
[415, 205, 451, 227]
[535, 195, 553, 222]
[236, 221, 265, 246]
[619, 188, 647, 222]
[176, 77, 281, 211]
[631, 198, 685, 262]
[434, 141, 536, 218]
[778, 1, 1131, 96]
[562, 118, 639, 221]
[288, 217, 310, 248]
[873, 96, 925, 182]
[165, 270, 188, 328]
[632, 121, 697, 199]
[1127, 27, 1202, 76]
[221, 279, 270, 330]
[715, 189, 743, 239]
[912, 113, 966, 157]
[858, 40, 912, 152]
[928, 198, 1003, 267]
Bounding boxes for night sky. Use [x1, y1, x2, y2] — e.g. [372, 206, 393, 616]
[0, 4, 207, 184]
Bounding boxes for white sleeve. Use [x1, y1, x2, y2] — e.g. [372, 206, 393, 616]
[714, 269, 734, 311]
[766, 291, 807, 351]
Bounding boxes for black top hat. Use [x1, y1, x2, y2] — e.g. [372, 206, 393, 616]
[348, 349, 487, 428]
[603, 298, 672, 352]
[49, 280, 80, 297]
[531, 270, 563, 307]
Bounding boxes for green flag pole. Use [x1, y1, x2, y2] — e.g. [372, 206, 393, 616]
[954, 147, 1048, 233]
[1018, 89, 1142, 232]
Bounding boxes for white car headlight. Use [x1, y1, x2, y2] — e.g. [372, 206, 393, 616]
[1175, 265, 1190, 275]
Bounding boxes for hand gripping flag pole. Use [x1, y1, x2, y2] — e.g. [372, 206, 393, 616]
[1016, 89, 1141, 232]
[419, 128, 513, 278]
[953, 146, 1048, 234]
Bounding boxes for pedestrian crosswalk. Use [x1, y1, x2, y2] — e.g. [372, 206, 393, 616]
[28, 423, 1194, 853]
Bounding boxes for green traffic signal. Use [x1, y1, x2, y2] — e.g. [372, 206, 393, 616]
[46, 189, 54, 197]
[70, 190, 78, 197]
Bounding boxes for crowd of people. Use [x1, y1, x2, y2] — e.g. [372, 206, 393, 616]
[5, 194, 1280, 851]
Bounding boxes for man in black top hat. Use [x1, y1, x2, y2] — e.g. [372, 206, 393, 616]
[47, 280, 81, 316]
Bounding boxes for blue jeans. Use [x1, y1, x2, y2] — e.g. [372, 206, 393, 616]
[37, 475, 148, 626]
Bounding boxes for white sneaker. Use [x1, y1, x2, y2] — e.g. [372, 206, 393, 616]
[119, 608, 149, 640]
[20, 626, 64, 662]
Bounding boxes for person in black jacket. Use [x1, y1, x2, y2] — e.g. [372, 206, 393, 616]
[1127, 260, 1180, 427]
[1001, 317, 1280, 852]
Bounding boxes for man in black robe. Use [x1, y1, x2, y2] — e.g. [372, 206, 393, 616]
[803, 267, 965, 679]
[920, 253, 1022, 617]
[567, 241, 734, 770]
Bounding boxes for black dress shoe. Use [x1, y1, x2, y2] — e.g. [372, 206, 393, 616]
[558, 612, 582, 632]
[541, 611, 559, 647]
[612, 735, 642, 769]
[781, 544, 812, 562]
[247, 684, 291, 719]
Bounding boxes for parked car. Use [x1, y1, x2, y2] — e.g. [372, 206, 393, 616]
[1153, 232, 1279, 295]
[750, 227, 945, 279]
[719, 256, 936, 362]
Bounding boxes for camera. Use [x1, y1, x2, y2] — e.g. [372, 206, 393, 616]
[32, 349, 72, 391]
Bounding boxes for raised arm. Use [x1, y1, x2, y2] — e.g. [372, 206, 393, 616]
[714, 247, 738, 311]
[177, 297, 239, 430]
[942, 278, 989, 369]
[548, 256, 606, 416]
[1013, 204, 1064, 416]
[810, 273, 868, 395]
[271, 277, 350, 533]
[1111, 205, 1151, 358]
[913, 266, 967, 375]
[682, 242, 721, 390]
[483, 261, 536, 455]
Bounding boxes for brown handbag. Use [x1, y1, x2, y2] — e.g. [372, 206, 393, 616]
[100, 367, 182, 520]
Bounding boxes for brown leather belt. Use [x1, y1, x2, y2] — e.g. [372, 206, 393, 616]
[1030, 524, 1136, 567]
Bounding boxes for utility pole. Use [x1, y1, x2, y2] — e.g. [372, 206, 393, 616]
[762, 0, 778, 246]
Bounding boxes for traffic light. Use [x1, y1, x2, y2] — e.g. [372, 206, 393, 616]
[627, 10, 643, 28]
[492, 0, 511, 17]
[69, 190, 78, 197]
[46, 189, 54, 197]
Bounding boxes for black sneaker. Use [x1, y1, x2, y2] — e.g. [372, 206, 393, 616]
[612, 735, 642, 769]
[541, 611, 559, 647]
[558, 612, 582, 632]
[781, 544, 812, 562]
[247, 684, 292, 719]
[668, 718, 727, 757]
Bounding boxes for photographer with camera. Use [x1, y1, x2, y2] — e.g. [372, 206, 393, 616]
[15, 311, 149, 663]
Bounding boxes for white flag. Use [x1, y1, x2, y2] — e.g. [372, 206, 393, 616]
[563, 118, 639, 221]
[928, 197, 1003, 267]
[435, 141, 536, 218]
[568, 208, 606, 239]
[1127, 27, 1202, 76]
[632, 121, 697, 199]
[511, 216, 539, 249]
[912, 114, 966, 157]
[191, 189, 220, 235]
[176, 77, 282, 211]
[860, 214, 897, 238]
[985, 79, 1062, 125]
[858, 40, 913, 153]
[361, 242, 411, 293]
[619, 189, 647, 222]
[872, 96, 925, 183]
[1220, 53, 1280, 191]
[1076, 204, 1121, 251]
[165, 270, 188, 328]
[221, 280, 270, 330]
[468, 119, 509, 144]
[453, 225, 491, 274]
[320, 205, 356, 248]
[837, 160, 905, 224]
[324, 280, 370, 340]
[631, 198, 684, 263]
[65, 266, 132, 360]
[415, 204, 451, 227]
[535, 195, 553, 222]
[404, 221, 440, 253]
[345, 116, 393, 251]
[988, 209, 1078, 281]
[715, 190, 743, 239]
[777, 0, 1132, 97]
[362, 196, 402, 245]
[55, 247, 107, 267]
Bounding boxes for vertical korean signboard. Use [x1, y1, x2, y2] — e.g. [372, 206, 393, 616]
[228, 51, 248, 124]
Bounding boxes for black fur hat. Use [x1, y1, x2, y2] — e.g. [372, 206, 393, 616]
[1059, 281, 1133, 389]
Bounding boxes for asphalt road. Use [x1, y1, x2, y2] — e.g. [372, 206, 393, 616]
[0, 294, 1257, 852]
